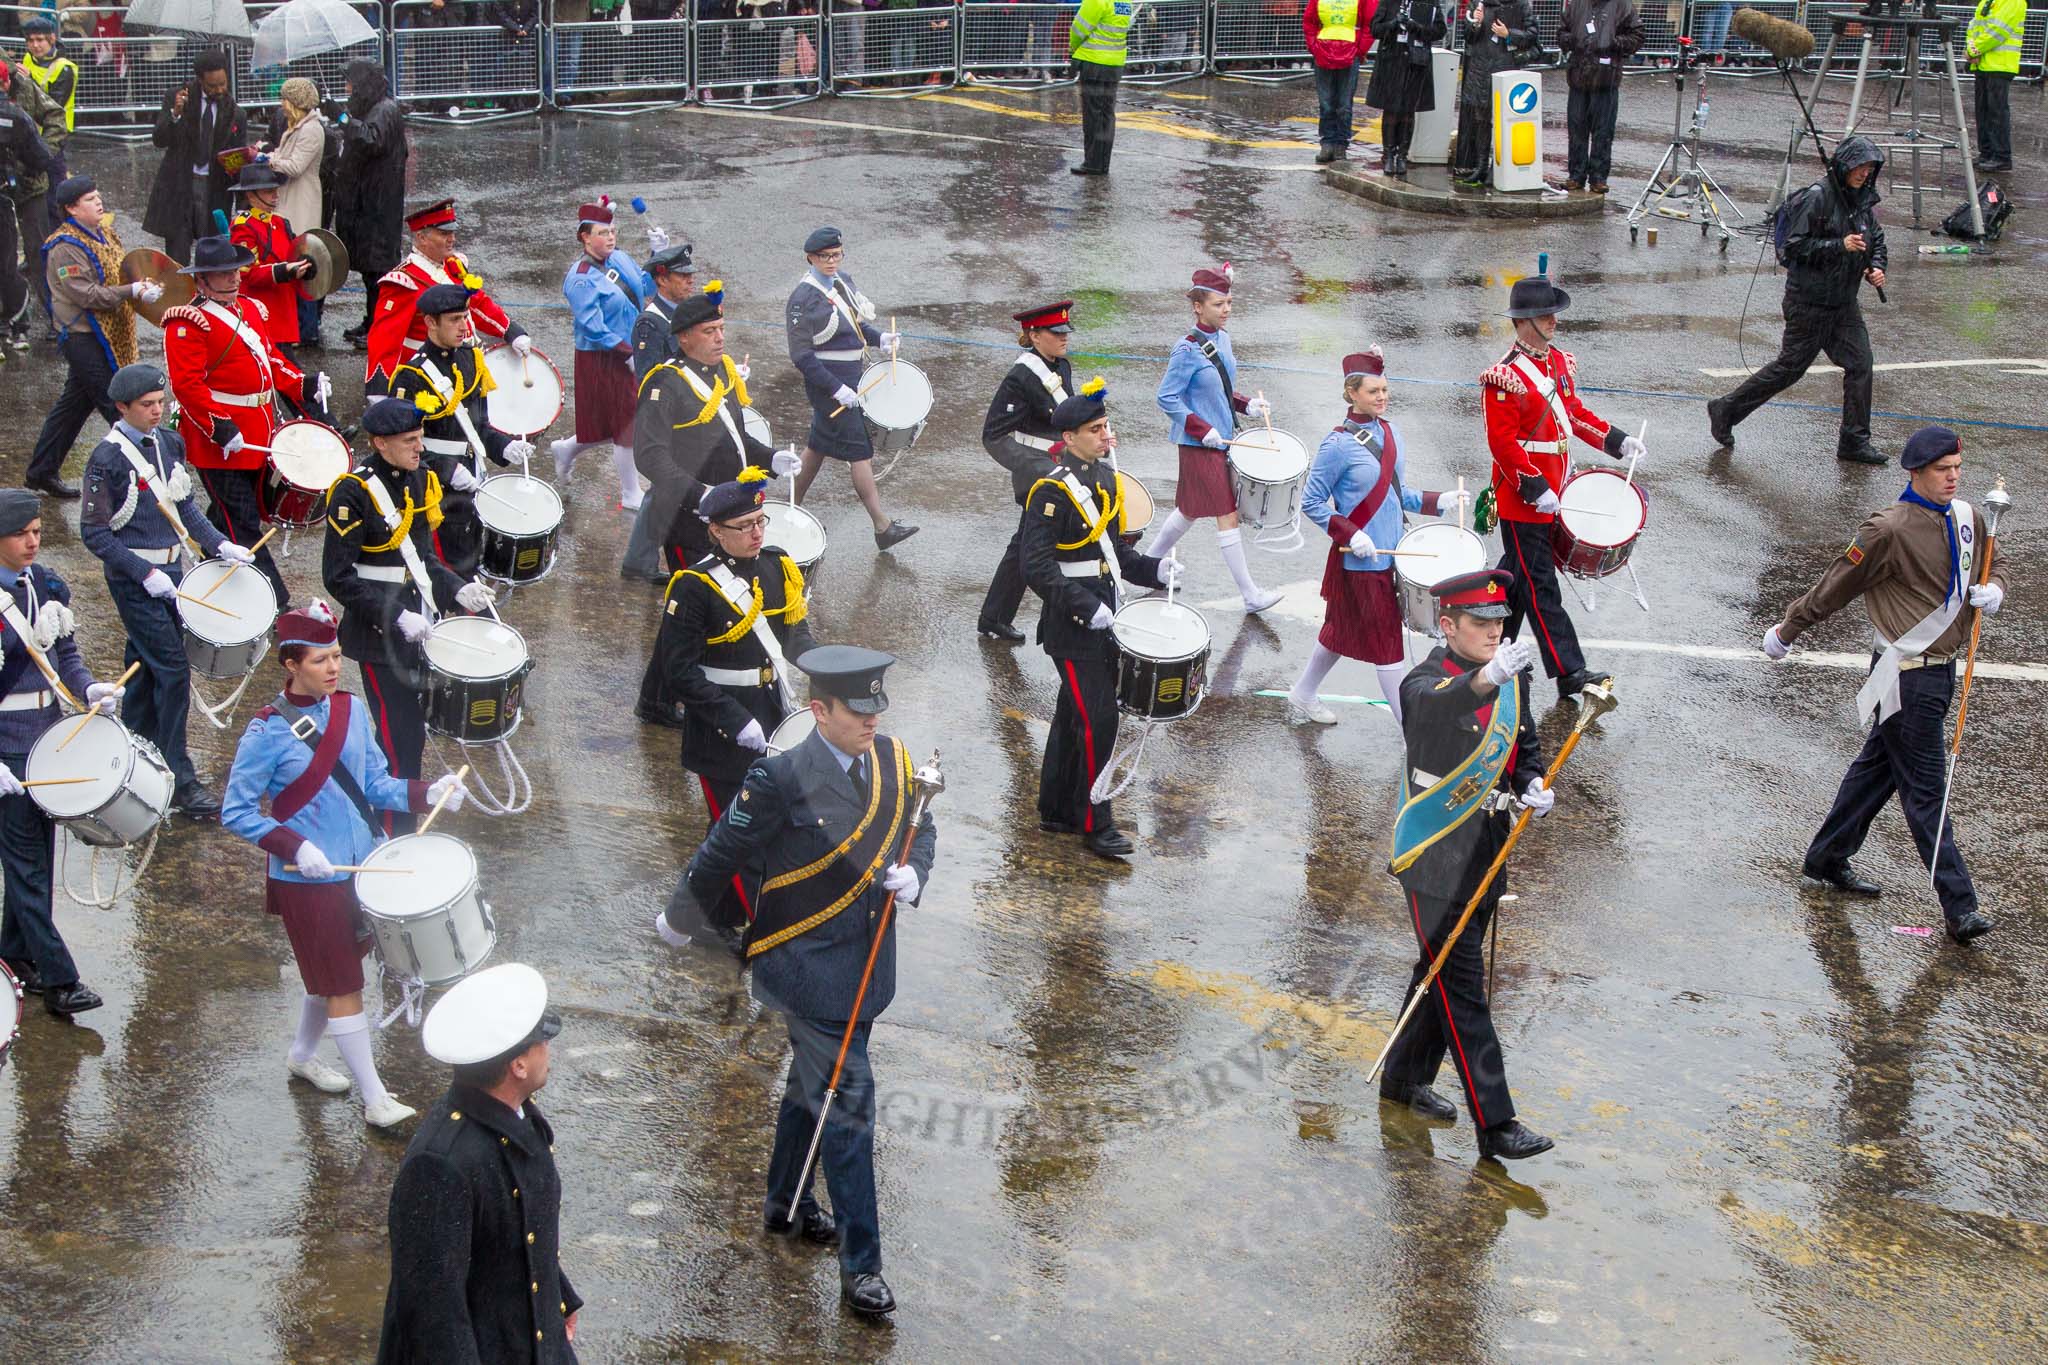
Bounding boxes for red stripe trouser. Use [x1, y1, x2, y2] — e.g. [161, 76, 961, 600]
[1385, 886, 1516, 1129]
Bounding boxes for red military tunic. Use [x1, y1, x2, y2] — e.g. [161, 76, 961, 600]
[1481, 342, 1623, 524]
[364, 250, 522, 383]
[230, 206, 303, 346]
[166, 298, 308, 473]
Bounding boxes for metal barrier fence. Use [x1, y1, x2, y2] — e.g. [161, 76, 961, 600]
[829, 3, 961, 94]
[390, 0, 545, 117]
[694, 12, 826, 109]
[236, 0, 384, 112]
[0, 5, 217, 129]
[1210, 0, 1311, 80]
[959, 2, 1077, 89]
[547, 8, 690, 107]
[1128, 0, 1208, 84]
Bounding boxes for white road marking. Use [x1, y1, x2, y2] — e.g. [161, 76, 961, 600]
[1698, 357, 2048, 379]
[684, 104, 1011, 146]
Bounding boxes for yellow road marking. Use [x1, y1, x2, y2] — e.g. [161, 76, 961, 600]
[916, 91, 1311, 150]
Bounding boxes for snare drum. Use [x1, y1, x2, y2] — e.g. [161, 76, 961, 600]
[261, 420, 349, 527]
[763, 502, 828, 582]
[423, 616, 532, 745]
[743, 406, 772, 449]
[1116, 470, 1155, 546]
[26, 713, 173, 848]
[1111, 598, 1211, 722]
[1393, 522, 1488, 638]
[766, 708, 817, 755]
[1230, 430, 1310, 530]
[856, 360, 933, 457]
[357, 832, 496, 988]
[1553, 469, 1650, 580]
[176, 559, 277, 678]
[474, 474, 564, 584]
[482, 344, 566, 438]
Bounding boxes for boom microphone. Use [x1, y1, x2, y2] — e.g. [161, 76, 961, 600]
[1732, 7, 1817, 63]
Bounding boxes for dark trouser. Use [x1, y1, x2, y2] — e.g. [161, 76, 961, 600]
[1715, 299, 1874, 455]
[1566, 84, 1620, 184]
[1386, 883, 1515, 1129]
[298, 295, 323, 343]
[348, 273, 381, 335]
[978, 521, 1028, 629]
[193, 465, 289, 606]
[1497, 516, 1584, 680]
[695, 774, 750, 931]
[623, 468, 688, 582]
[1452, 99, 1488, 177]
[0, 195, 26, 326]
[765, 1013, 881, 1275]
[1039, 654, 1118, 834]
[1314, 61, 1359, 151]
[0, 750, 78, 990]
[1974, 72, 2012, 163]
[162, 172, 215, 266]
[1807, 663, 1978, 924]
[106, 567, 201, 790]
[1381, 112, 1415, 162]
[1077, 63, 1120, 172]
[359, 657, 425, 836]
[28, 332, 119, 484]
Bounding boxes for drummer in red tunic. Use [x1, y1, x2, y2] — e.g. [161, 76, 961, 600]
[1482, 274, 1645, 699]
[228, 159, 317, 354]
[364, 198, 530, 385]
[1287, 347, 1450, 729]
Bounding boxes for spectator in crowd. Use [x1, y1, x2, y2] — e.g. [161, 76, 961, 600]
[264, 77, 328, 347]
[1694, 1, 1732, 55]
[1304, 0, 1378, 166]
[17, 17, 76, 141]
[335, 59, 407, 346]
[4, 55, 65, 340]
[143, 49, 248, 264]
[1366, 0, 1445, 179]
[1966, 0, 2023, 173]
[0, 71, 53, 362]
[1557, 0, 1644, 193]
[487, 0, 542, 102]
[736, 0, 789, 101]
[1450, 0, 1535, 188]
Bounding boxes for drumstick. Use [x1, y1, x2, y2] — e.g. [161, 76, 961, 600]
[194, 527, 280, 605]
[1257, 389, 1272, 437]
[1227, 438, 1280, 450]
[55, 661, 141, 752]
[288, 864, 415, 874]
[474, 481, 529, 514]
[21, 776, 99, 788]
[176, 590, 239, 615]
[520, 349, 534, 389]
[1625, 421, 1645, 487]
[827, 369, 892, 419]
[889, 318, 898, 382]
[417, 763, 471, 836]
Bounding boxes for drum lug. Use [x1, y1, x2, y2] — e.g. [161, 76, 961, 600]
[447, 915, 467, 967]
[400, 926, 419, 975]
[481, 900, 497, 935]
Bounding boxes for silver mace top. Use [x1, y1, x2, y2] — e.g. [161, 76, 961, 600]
[1983, 476, 2012, 531]
[912, 750, 946, 803]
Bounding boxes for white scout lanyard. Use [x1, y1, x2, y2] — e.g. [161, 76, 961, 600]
[107, 428, 201, 557]
[1059, 470, 1124, 605]
[672, 360, 747, 453]
[358, 470, 441, 623]
[0, 573, 78, 704]
[201, 299, 275, 390]
[799, 272, 873, 347]
[1856, 497, 1975, 727]
[705, 560, 797, 712]
[415, 357, 493, 475]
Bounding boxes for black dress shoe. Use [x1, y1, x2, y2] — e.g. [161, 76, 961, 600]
[1555, 667, 1612, 701]
[1801, 860, 1882, 896]
[1837, 444, 1886, 466]
[1069, 165, 1108, 177]
[1380, 1082, 1457, 1122]
[1477, 1119, 1553, 1161]
[1084, 826, 1135, 859]
[172, 782, 222, 819]
[874, 521, 920, 551]
[1707, 397, 1735, 448]
[1947, 909, 1995, 943]
[1039, 817, 1079, 835]
[4, 957, 42, 995]
[841, 1270, 896, 1318]
[1314, 146, 1336, 165]
[977, 619, 1026, 643]
[1974, 160, 2011, 173]
[44, 981, 104, 1017]
[765, 1206, 840, 1245]
[634, 698, 684, 729]
[27, 476, 81, 499]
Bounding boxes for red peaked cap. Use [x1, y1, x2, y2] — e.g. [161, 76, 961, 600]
[1012, 300, 1073, 331]
[1434, 569, 1517, 618]
[406, 199, 457, 232]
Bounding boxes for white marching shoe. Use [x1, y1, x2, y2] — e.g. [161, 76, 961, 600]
[286, 1056, 352, 1094]
[1287, 698, 1338, 726]
[1243, 587, 1285, 614]
[364, 1095, 419, 1129]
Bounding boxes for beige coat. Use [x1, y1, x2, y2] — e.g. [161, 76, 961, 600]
[267, 110, 326, 236]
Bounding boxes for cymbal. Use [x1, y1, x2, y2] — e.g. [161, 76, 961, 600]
[291, 228, 350, 301]
[118, 248, 194, 327]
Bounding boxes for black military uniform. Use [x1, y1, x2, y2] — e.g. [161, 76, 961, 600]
[1385, 568, 1551, 1161]
[1019, 385, 1169, 858]
[978, 300, 1076, 642]
[662, 645, 937, 1319]
[629, 241, 693, 384]
[322, 398, 466, 833]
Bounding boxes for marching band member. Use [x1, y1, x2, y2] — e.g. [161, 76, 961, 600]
[365, 198, 529, 384]
[0, 489, 128, 1018]
[976, 299, 1076, 644]
[322, 398, 496, 834]
[660, 645, 938, 1320]
[79, 363, 259, 820]
[1143, 264, 1283, 614]
[369, 283, 532, 579]
[1287, 348, 1450, 728]
[784, 226, 918, 552]
[1764, 426, 2006, 944]
[1384, 568, 1554, 1161]
[165, 233, 327, 608]
[1020, 382, 1176, 860]
[550, 195, 654, 513]
[228, 159, 317, 353]
[222, 601, 467, 1129]
[650, 471, 818, 952]
[620, 241, 701, 584]
[1482, 273, 1643, 699]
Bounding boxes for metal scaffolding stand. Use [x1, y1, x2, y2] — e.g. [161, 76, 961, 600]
[1627, 37, 1747, 249]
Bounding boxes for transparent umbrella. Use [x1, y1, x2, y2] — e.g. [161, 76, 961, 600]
[252, 0, 380, 70]
[124, 0, 256, 42]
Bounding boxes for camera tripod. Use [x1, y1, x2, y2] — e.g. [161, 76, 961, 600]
[1626, 39, 1747, 249]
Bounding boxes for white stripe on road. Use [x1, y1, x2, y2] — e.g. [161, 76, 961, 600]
[1698, 357, 2048, 380]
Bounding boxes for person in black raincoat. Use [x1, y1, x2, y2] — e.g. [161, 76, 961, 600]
[1449, 0, 1536, 187]
[141, 49, 247, 264]
[1366, 0, 1447, 179]
[334, 59, 407, 346]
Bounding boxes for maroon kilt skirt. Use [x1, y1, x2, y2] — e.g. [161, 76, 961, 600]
[1318, 555, 1405, 664]
[572, 347, 638, 444]
[1174, 443, 1239, 519]
[267, 877, 371, 997]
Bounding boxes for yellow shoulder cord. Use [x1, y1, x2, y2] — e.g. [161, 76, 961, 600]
[636, 358, 676, 399]
[681, 569, 764, 643]
[762, 554, 808, 624]
[724, 353, 752, 409]
[1054, 478, 1122, 552]
[469, 347, 497, 398]
[422, 469, 445, 532]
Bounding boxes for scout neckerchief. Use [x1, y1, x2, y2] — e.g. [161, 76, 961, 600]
[357, 465, 442, 622]
[1388, 662, 1521, 874]
[1053, 463, 1125, 604]
[745, 734, 912, 958]
[1183, 327, 1235, 427]
[1016, 352, 1069, 405]
[106, 426, 203, 558]
[1506, 344, 1575, 469]
[1856, 493, 1977, 727]
[266, 691, 379, 830]
[701, 557, 798, 714]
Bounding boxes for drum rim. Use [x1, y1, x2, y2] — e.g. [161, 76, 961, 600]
[177, 560, 278, 645]
[355, 830, 480, 917]
[475, 473, 566, 535]
[1558, 469, 1649, 551]
[1395, 522, 1487, 586]
[856, 360, 935, 425]
[767, 709, 817, 752]
[1111, 599, 1212, 663]
[423, 617, 532, 681]
[268, 421, 350, 484]
[27, 713, 145, 818]
[1230, 434, 1310, 479]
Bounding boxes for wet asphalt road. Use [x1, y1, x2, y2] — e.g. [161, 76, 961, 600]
[2, 69, 2047, 1362]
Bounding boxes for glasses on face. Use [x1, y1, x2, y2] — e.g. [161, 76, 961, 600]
[813, 251, 845, 265]
[720, 516, 769, 534]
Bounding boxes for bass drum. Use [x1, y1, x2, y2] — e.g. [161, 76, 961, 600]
[766, 708, 816, 755]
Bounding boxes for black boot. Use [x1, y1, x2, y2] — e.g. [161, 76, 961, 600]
[1477, 1119, 1553, 1161]
[1380, 1082, 1457, 1122]
[841, 1270, 896, 1318]
[1707, 397, 1735, 448]
[1946, 909, 1995, 943]
[1801, 860, 1882, 896]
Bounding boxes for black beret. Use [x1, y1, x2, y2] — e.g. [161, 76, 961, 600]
[0, 488, 43, 537]
[53, 175, 95, 208]
[699, 475, 770, 524]
[364, 397, 426, 437]
[110, 364, 168, 405]
[1900, 425, 1961, 471]
[416, 282, 475, 316]
[803, 226, 842, 255]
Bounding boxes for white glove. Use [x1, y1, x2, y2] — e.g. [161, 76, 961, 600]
[130, 280, 164, 303]
[647, 226, 671, 254]
[222, 429, 246, 455]
[1968, 582, 2003, 615]
[1533, 489, 1561, 517]
[143, 569, 179, 599]
[1200, 428, 1229, 450]
[293, 841, 336, 879]
[217, 541, 255, 565]
[878, 330, 901, 353]
[504, 438, 536, 465]
[1345, 529, 1377, 558]
[313, 372, 333, 408]
[1088, 602, 1114, 630]
[0, 761, 22, 798]
[771, 448, 800, 476]
[455, 580, 496, 614]
[1158, 557, 1184, 590]
[1618, 434, 1647, 464]
[448, 463, 479, 492]
[1518, 778, 1555, 818]
[736, 718, 768, 753]
[1245, 395, 1273, 421]
[1762, 624, 1790, 660]
[735, 360, 751, 382]
[86, 681, 125, 714]
[882, 861, 921, 902]
[833, 384, 863, 411]
[425, 772, 468, 813]
[395, 610, 431, 642]
[511, 333, 534, 357]
[1481, 638, 1539, 687]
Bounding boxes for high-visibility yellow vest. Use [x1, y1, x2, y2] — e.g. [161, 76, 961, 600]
[1070, 0, 1134, 68]
[1318, 0, 1360, 40]
[22, 53, 78, 132]
[1966, 0, 2024, 76]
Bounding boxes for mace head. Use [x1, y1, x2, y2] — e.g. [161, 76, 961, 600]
[1983, 477, 2011, 519]
[912, 750, 946, 800]
[1575, 680, 1620, 725]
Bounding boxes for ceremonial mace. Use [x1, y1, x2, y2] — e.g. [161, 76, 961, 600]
[786, 749, 946, 1227]
[1929, 478, 2010, 889]
[1366, 682, 1619, 1085]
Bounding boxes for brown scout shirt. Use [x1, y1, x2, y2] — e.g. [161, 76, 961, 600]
[47, 236, 130, 335]
[1780, 498, 2009, 657]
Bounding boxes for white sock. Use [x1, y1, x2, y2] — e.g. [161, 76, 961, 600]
[1376, 663, 1408, 727]
[612, 442, 641, 507]
[328, 1012, 390, 1106]
[1291, 643, 1341, 707]
[1217, 527, 1262, 600]
[1144, 509, 1192, 559]
[289, 995, 327, 1064]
